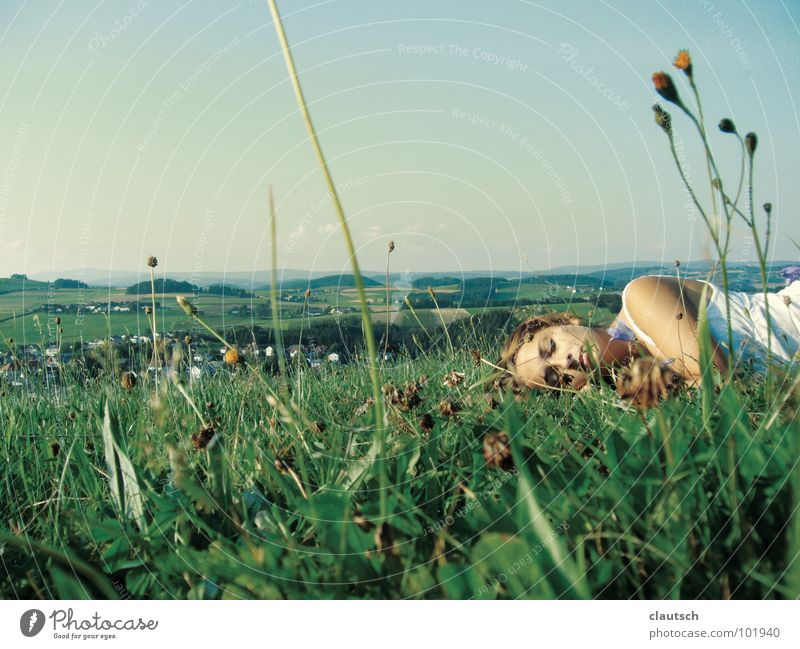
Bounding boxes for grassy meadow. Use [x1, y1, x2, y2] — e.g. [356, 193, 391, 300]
[1, 333, 799, 599]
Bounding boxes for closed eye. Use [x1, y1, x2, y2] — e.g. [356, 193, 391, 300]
[544, 366, 561, 387]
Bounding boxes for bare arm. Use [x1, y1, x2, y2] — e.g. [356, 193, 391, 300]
[623, 276, 729, 384]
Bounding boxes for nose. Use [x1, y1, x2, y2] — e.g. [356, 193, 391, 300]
[566, 353, 578, 370]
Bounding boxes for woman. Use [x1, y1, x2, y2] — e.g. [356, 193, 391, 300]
[492, 272, 800, 396]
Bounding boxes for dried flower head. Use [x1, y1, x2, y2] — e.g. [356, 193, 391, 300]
[718, 118, 736, 134]
[616, 357, 683, 408]
[674, 259, 681, 268]
[147, 255, 158, 268]
[673, 49, 692, 77]
[7, 338, 13, 345]
[652, 104, 672, 135]
[120, 371, 137, 390]
[191, 424, 216, 450]
[470, 348, 481, 367]
[652, 72, 682, 106]
[482, 431, 513, 470]
[783, 295, 792, 307]
[745, 132, 758, 156]
[443, 370, 466, 388]
[427, 286, 436, 300]
[437, 399, 461, 417]
[305, 288, 311, 298]
[145, 306, 153, 315]
[419, 412, 434, 432]
[55, 316, 61, 326]
[354, 397, 376, 416]
[224, 347, 239, 365]
[176, 295, 197, 316]
[388, 240, 395, 253]
[184, 335, 192, 345]
[763, 203, 772, 215]
[50, 440, 60, 457]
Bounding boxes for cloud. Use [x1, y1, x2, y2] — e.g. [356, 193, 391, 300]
[317, 223, 337, 235]
[358, 224, 381, 241]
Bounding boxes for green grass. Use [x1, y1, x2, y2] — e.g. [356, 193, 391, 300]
[1, 339, 798, 599]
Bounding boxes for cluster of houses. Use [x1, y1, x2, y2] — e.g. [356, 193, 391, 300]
[0, 334, 342, 387]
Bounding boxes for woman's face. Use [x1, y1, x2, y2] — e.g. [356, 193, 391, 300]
[512, 324, 596, 391]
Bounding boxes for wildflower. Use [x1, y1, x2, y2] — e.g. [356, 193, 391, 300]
[224, 347, 239, 365]
[672, 49, 692, 77]
[652, 104, 672, 135]
[616, 357, 683, 408]
[482, 431, 513, 470]
[176, 295, 197, 316]
[443, 370, 465, 387]
[652, 72, 682, 106]
[120, 371, 137, 389]
[191, 424, 216, 450]
[147, 255, 158, 268]
[718, 118, 737, 134]
[388, 240, 395, 253]
[745, 132, 758, 156]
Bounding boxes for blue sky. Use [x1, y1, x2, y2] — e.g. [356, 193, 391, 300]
[0, 0, 798, 279]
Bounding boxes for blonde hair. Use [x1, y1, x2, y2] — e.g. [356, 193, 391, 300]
[486, 311, 583, 399]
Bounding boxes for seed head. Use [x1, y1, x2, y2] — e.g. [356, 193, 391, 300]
[176, 295, 197, 316]
[674, 259, 681, 268]
[745, 132, 758, 156]
[427, 286, 436, 300]
[388, 240, 395, 253]
[147, 255, 158, 268]
[673, 49, 692, 77]
[7, 338, 13, 345]
[55, 316, 61, 325]
[305, 288, 311, 299]
[184, 335, 192, 345]
[652, 104, 672, 135]
[145, 306, 153, 315]
[783, 295, 792, 307]
[763, 202, 772, 216]
[718, 118, 737, 134]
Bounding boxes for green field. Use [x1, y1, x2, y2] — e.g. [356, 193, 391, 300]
[0, 283, 613, 344]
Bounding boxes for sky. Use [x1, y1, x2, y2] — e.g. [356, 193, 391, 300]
[0, 0, 799, 281]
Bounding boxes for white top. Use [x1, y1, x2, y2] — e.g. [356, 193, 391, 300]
[610, 274, 800, 371]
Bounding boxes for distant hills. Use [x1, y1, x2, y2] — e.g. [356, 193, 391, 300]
[18, 260, 798, 291]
